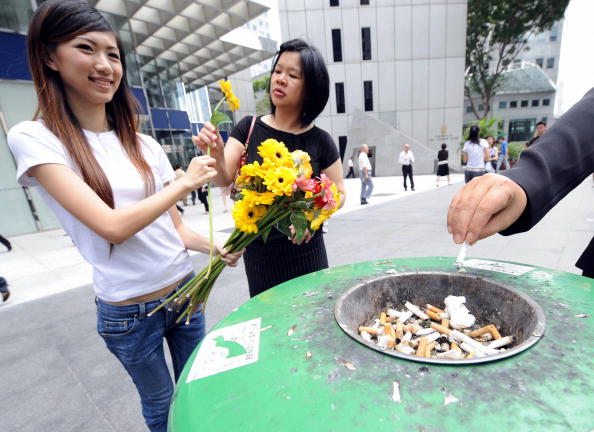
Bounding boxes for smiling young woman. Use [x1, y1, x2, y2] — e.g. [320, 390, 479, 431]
[194, 39, 346, 297]
[7, 1, 243, 431]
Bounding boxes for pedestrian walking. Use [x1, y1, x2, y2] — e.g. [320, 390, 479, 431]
[485, 135, 498, 173]
[197, 184, 209, 213]
[358, 144, 373, 204]
[7, 2, 242, 430]
[194, 39, 346, 298]
[496, 135, 510, 171]
[399, 143, 415, 191]
[462, 125, 489, 183]
[436, 143, 450, 186]
[346, 157, 355, 178]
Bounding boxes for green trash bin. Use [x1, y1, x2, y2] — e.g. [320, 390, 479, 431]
[169, 257, 594, 432]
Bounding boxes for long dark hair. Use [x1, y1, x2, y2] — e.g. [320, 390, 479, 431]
[269, 39, 330, 126]
[27, 0, 154, 208]
[468, 125, 480, 144]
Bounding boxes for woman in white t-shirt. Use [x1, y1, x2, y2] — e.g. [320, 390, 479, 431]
[462, 125, 490, 183]
[7, 2, 241, 431]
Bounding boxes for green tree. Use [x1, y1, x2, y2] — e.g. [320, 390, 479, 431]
[465, 0, 569, 120]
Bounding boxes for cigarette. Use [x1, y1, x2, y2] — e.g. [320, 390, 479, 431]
[397, 311, 414, 322]
[395, 321, 404, 339]
[459, 342, 486, 357]
[360, 331, 372, 342]
[386, 317, 395, 323]
[425, 341, 436, 358]
[380, 312, 387, 324]
[425, 332, 441, 343]
[425, 310, 442, 321]
[384, 323, 396, 339]
[359, 326, 378, 335]
[426, 304, 445, 314]
[404, 323, 421, 334]
[467, 324, 501, 340]
[405, 302, 430, 320]
[436, 349, 465, 359]
[415, 328, 436, 336]
[455, 242, 468, 269]
[441, 318, 450, 328]
[430, 322, 453, 336]
[387, 308, 399, 318]
[451, 330, 499, 355]
[396, 344, 415, 355]
[378, 335, 395, 349]
[416, 337, 428, 357]
[401, 331, 413, 343]
[487, 335, 516, 349]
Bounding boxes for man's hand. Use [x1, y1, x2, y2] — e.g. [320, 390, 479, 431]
[447, 174, 527, 245]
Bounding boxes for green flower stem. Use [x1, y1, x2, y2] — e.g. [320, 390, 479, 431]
[205, 145, 214, 279]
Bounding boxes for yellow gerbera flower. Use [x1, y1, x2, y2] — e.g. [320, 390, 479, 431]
[219, 80, 232, 98]
[310, 210, 331, 231]
[232, 200, 266, 234]
[258, 139, 293, 168]
[242, 189, 276, 207]
[263, 166, 296, 196]
[330, 183, 341, 212]
[227, 95, 240, 112]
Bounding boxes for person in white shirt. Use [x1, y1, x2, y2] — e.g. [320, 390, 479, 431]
[358, 144, 373, 204]
[346, 156, 355, 178]
[8, 2, 242, 431]
[399, 143, 415, 191]
[462, 125, 490, 183]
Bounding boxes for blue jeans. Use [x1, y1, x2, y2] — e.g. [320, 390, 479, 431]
[464, 169, 485, 183]
[96, 273, 203, 432]
[359, 171, 374, 200]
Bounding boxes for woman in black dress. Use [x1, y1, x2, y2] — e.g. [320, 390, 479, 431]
[194, 39, 346, 297]
[436, 143, 450, 186]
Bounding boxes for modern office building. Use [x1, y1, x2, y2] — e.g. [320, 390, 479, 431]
[0, 0, 277, 236]
[278, 0, 468, 176]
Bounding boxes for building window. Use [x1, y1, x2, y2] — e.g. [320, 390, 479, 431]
[547, 57, 555, 69]
[478, 104, 484, 111]
[510, 101, 517, 108]
[331, 29, 342, 62]
[550, 25, 558, 42]
[508, 118, 537, 142]
[330, 0, 339, 6]
[542, 98, 550, 106]
[361, 27, 371, 60]
[360, 0, 370, 5]
[536, 58, 544, 68]
[364, 80, 373, 111]
[532, 99, 539, 107]
[498, 101, 507, 109]
[466, 105, 472, 113]
[521, 100, 528, 107]
[335, 82, 345, 113]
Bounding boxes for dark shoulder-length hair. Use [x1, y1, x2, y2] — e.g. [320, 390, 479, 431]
[269, 39, 330, 126]
[468, 125, 480, 144]
[27, 0, 154, 208]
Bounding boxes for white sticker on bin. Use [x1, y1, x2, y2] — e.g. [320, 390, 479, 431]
[461, 259, 534, 276]
[186, 317, 261, 382]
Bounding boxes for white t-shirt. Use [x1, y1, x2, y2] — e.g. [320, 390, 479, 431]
[463, 139, 489, 169]
[358, 152, 372, 171]
[8, 120, 193, 302]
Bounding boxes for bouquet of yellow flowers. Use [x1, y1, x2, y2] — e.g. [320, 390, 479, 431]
[151, 139, 341, 323]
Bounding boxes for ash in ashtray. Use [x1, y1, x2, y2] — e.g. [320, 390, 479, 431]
[358, 295, 516, 359]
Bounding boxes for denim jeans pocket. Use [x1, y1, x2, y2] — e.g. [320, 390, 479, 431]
[97, 307, 139, 338]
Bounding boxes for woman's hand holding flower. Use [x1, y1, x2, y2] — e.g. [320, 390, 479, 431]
[216, 245, 244, 267]
[184, 155, 217, 189]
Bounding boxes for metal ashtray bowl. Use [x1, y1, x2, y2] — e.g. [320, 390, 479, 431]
[334, 272, 546, 365]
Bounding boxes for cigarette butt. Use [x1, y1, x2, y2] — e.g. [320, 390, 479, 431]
[384, 323, 395, 338]
[430, 322, 452, 335]
[396, 344, 415, 355]
[387, 336, 396, 348]
[405, 301, 430, 321]
[451, 330, 499, 355]
[441, 343, 450, 351]
[416, 337, 428, 357]
[359, 326, 378, 335]
[395, 321, 404, 339]
[380, 312, 387, 324]
[402, 331, 413, 343]
[487, 335, 516, 349]
[441, 318, 450, 328]
[426, 304, 445, 314]
[425, 310, 442, 321]
[488, 324, 502, 340]
[397, 311, 414, 323]
[415, 327, 435, 336]
[360, 331, 372, 342]
[425, 341, 436, 358]
[386, 317, 395, 323]
[404, 323, 420, 334]
[467, 325, 491, 338]
[409, 339, 419, 348]
[451, 341, 461, 351]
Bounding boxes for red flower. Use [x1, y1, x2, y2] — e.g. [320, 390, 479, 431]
[294, 176, 317, 192]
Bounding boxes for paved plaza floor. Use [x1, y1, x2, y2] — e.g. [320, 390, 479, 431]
[1, 173, 592, 431]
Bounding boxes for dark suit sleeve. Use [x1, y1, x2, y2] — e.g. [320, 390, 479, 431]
[500, 87, 594, 235]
